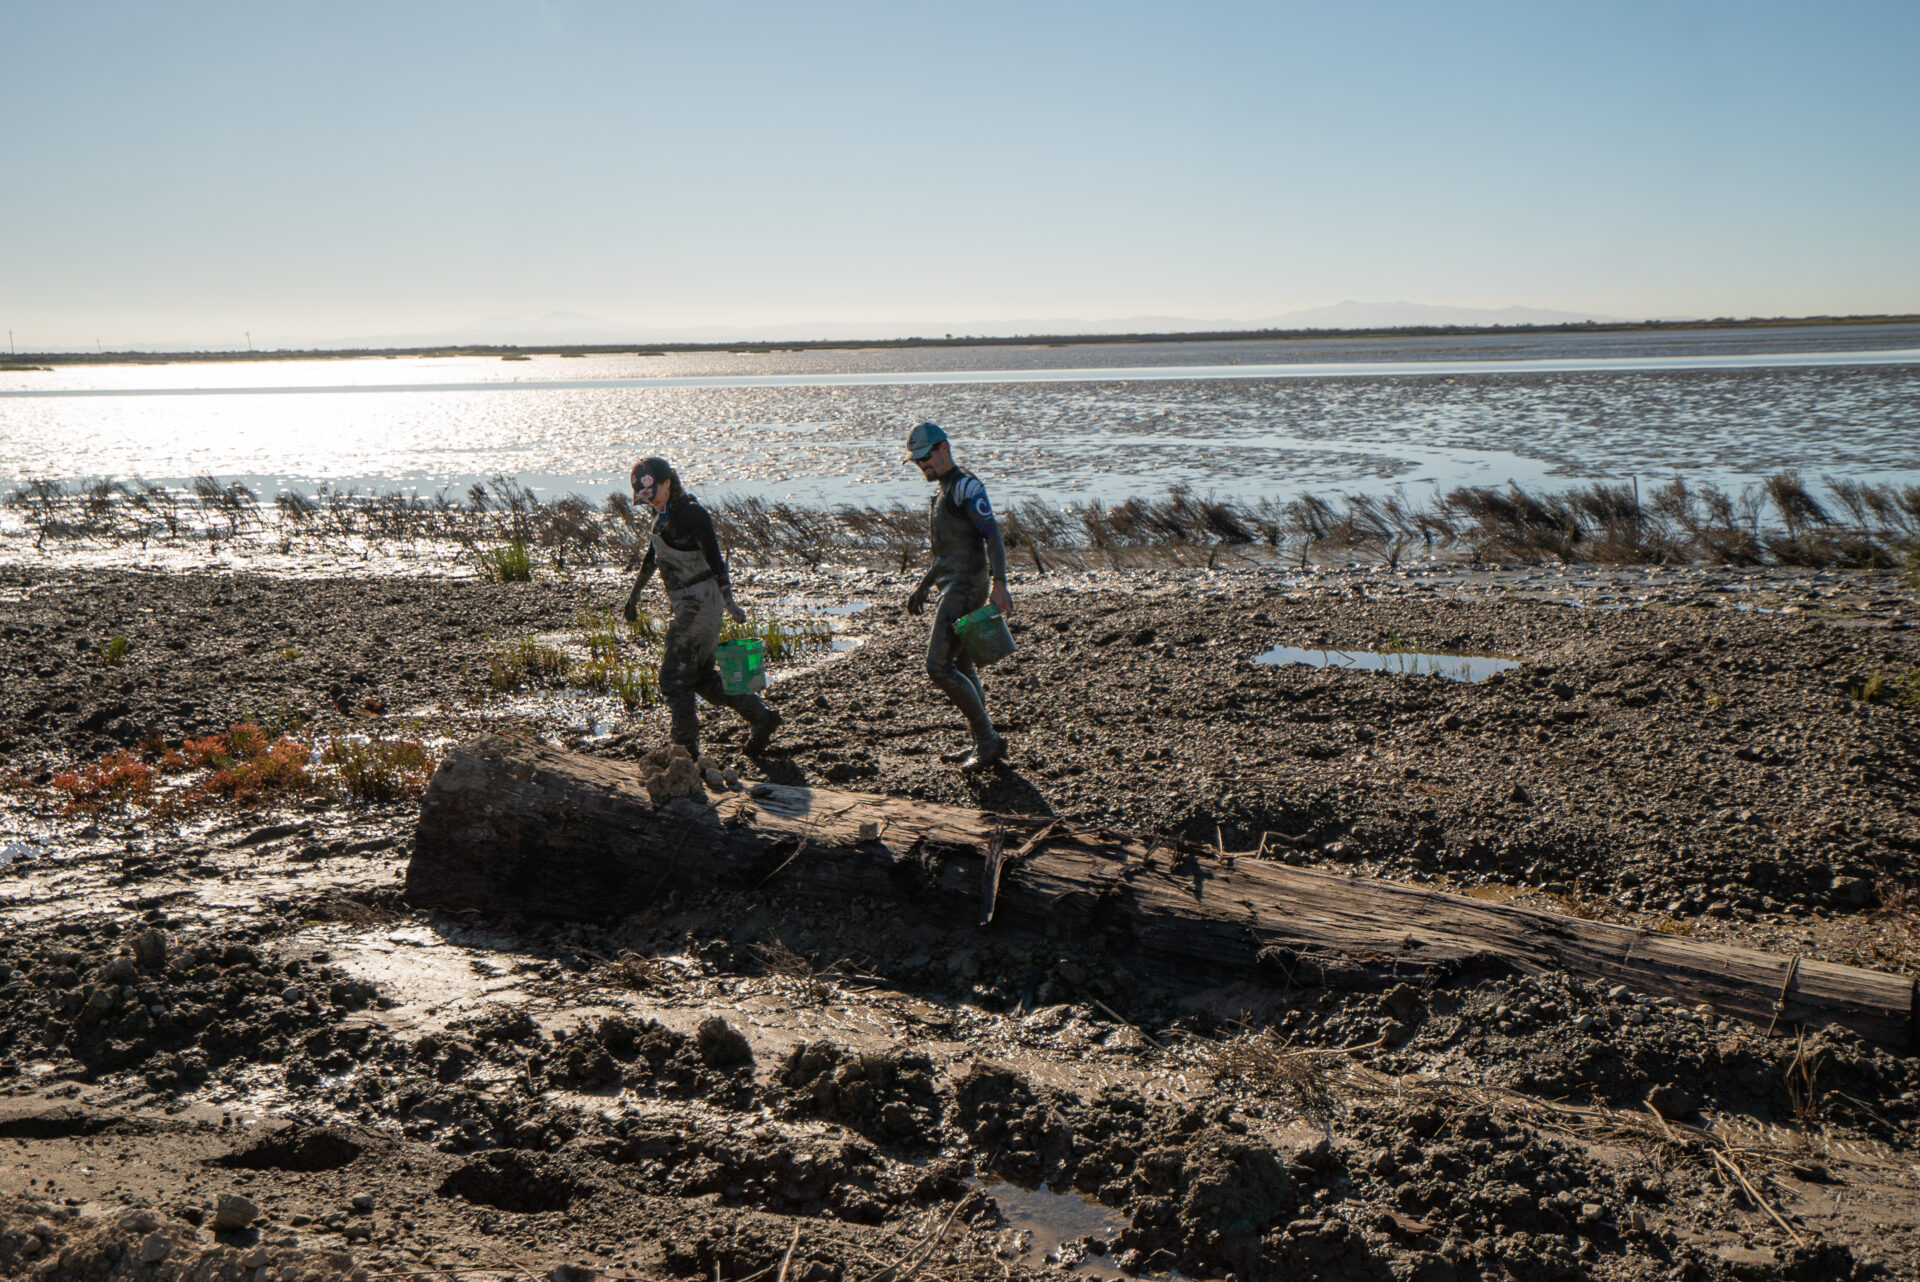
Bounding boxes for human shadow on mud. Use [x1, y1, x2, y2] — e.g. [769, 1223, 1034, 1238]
[969, 766, 1053, 817]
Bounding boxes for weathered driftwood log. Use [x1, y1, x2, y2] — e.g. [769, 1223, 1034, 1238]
[408, 735, 1917, 1049]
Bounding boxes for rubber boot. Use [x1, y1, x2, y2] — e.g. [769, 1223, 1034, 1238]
[746, 706, 782, 755]
[959, 732, 1007, 773]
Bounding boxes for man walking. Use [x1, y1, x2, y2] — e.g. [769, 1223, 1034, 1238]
[904, 422, 1011, 772]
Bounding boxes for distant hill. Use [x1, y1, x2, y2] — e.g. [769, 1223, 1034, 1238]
[1255, 300, 1630, 329]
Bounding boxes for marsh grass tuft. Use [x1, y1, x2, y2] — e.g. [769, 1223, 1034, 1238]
[478, 538, 534, 582]
[1849, 667, 1920, 708]
[1785, 1032, 1827, 1129]
[96, 633, 130, 666]
[487, 635, 573, 691]
[720, 611, 833, 661]
[319, 735, 434, 802]
[567, 607, 660, 707]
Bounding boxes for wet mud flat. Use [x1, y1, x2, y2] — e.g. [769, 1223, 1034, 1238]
[2, 560, 1920, 1280]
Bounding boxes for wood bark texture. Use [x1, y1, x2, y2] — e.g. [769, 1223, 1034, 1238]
[408, 735, 1916, 1049]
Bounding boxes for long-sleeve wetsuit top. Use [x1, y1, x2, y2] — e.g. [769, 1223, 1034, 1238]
[930, 467, 1009, 586]
[633, 495, 731, 595]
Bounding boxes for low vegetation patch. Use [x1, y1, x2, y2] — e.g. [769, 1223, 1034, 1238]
[33, 723, 437, 818]
[320, 735, 434, 802]
[49, 750, 155, 813]
[1850, 667, 1920, 708]
[486, 635, 573, 691]
[720, 611, 834, 661]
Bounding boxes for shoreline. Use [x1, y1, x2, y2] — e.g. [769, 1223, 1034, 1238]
[9, 313, 1920, 366]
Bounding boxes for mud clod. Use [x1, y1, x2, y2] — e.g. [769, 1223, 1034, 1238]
[693, 1015, 752, 1068]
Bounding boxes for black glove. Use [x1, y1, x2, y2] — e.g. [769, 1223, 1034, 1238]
[622, 592, 640, 623]
[906, 586, 929, 616]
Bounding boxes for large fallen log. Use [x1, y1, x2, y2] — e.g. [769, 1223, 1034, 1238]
[407, 735, 1917, 1049]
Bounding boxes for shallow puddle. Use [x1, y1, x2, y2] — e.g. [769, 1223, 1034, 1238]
[1253, 644, 1520, 682]
[973, 1176, 1129, 1276]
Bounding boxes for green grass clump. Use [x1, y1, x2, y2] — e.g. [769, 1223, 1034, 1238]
[479, 539, 534, 582]
[575, 657, 657, 709]
[572, 606, 627, 662]
[568, 607, 659, 708]
[720, 612, 832, 662]
[610, 664, 656, 710]
[320, 735, 433, 802]
[97, 634, 130, 666]
[487, 635, 572, 690]
[1850, 668, 1920, 708]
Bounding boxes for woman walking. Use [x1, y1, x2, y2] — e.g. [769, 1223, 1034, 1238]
[622, 457, 781, 760]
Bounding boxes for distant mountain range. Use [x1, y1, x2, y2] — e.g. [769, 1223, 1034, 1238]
[328, 301, 1643, 349]
[1257, 300, 1632, 329]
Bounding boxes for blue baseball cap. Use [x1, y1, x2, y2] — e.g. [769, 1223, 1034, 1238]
[905, 421, 948, 461]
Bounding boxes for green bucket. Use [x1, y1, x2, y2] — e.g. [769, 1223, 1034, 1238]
[953, 603, 1016, 667]
[716, 637, 768, 695]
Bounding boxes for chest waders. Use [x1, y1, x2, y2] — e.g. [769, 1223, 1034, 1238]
[650, 526, 774, 760]
[924, 471, 996, 753]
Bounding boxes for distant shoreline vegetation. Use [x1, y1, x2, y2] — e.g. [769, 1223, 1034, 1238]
[6, 470, 1916, 580]
[6, 313, 1918, 366]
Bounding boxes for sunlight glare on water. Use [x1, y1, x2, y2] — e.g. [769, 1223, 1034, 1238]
[3, 326, 1918, 511]
[1253, 645, 1522, 683]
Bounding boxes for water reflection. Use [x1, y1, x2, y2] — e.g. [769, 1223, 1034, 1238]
[3, 329, 1918, 515]
[1253, 645, 1521, 683]
[972, 1176, 1129, 1276]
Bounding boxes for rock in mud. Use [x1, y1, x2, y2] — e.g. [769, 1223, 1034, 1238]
[212, 1192, 259, 1230]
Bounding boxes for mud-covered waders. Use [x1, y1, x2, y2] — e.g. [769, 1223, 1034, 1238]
[922, 467, 1001, 754]
[651, 532, 771, 757]
[925, 569, 993, 745]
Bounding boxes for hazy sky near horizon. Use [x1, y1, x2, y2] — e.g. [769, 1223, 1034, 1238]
[4, 1, 1917, 350]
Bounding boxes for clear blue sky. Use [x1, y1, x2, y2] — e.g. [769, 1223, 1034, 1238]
[4, 1, 1916, 349]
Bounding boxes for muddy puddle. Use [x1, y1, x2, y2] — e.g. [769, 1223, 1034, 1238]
[1252, 643, 1521, 682]
[974, 1177, 1132, 1276]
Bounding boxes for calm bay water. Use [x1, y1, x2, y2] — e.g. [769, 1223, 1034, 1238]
[2, 324, 1917, 512]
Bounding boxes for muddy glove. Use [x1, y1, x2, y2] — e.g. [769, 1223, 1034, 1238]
[906, 585, 930, 616]
[724, 595, 748, 625]
[622, 586, 642, 623]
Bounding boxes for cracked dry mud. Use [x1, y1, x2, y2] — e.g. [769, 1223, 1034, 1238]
[2, 559, 1919, 1281]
